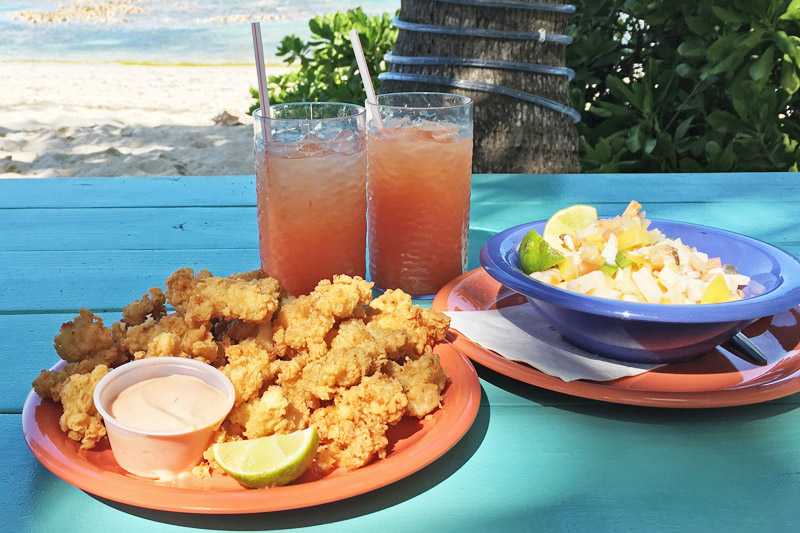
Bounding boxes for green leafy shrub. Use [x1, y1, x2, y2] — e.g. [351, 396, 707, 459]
[569, 0, 800, 172]
[249, 8, 396, 112]
[254, 2, 799, 172]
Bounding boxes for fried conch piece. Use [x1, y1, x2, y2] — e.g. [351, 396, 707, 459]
[298, 319, 387, 401]
[122, 287, 166, 326]
[311, 373, 407, 472]
[366, 289, 450, 360]
[227, 386, 291, 439]
[386, 349, 448, 418]
[58, 365, 108, 449]
[33, 350, 121, 403]
[119, 313, 221, 364]
[54, 309, 119, 363]
[273, 275, 374, 358]
[222, 338, 276, 405]
[165, 267, 212, 314]
[183, 275, 282, 326]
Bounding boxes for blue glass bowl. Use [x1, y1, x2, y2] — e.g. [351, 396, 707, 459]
[480, 219, 800, 364]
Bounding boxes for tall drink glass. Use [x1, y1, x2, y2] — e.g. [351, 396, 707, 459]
[254, 103, 366, 296]
[366, 93, 473, 298]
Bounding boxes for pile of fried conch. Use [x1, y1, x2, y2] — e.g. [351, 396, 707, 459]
[33, 269, 450, 476]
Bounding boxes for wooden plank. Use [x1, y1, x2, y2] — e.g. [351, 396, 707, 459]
[0, 224, 496, 313]
[0, 176, 254, 209]
[1, 241, 799, 314]
[1, 173, 796, 209]
[1, 207, 259, 251]
[0, 249, 260, 313]
[469, 172, 800, 205]
[4, 202, 800, 252]
[7, 402, 800, 532]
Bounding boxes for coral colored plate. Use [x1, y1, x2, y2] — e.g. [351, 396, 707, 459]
[433, 268, 800, 408]
[22, 344, 480, 514]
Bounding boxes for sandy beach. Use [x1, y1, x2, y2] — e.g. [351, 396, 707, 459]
[0, 0, 397, 179]
[0, 61, 264, 178]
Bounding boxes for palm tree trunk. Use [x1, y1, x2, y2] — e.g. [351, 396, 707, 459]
[380, 0, 580, 173]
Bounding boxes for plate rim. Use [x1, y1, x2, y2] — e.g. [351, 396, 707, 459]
[434, 268, 800, 409]
[22, 344, 481, 514]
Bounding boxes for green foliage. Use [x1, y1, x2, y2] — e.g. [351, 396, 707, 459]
[569, 0, 800, 172]
[254, 2, 799, 172]
[249, 8, 396, 112]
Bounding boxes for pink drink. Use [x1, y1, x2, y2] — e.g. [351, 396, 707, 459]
[367, 93, 473, 297]
[254, 104, 366, 296]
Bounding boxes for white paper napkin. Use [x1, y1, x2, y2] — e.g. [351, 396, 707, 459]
[445, 304, 661, 382]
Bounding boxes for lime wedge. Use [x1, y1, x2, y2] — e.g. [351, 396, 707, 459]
[519, 230, 564, 274]
[543, 205, 598, 252]
[212, 428, 318, 488]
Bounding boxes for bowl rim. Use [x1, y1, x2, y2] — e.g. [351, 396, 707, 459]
[480, 217, 800, 323]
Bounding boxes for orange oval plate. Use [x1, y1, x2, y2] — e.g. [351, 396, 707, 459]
[433, 268, 800, 408]
[23, 343, 480, 514]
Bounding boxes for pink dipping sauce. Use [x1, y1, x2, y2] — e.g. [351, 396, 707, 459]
[111, 374, 229, 433]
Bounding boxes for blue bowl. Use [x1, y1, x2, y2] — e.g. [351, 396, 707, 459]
[480, 219, 800, 364]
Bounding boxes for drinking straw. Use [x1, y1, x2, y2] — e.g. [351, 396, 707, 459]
[349, 29, 383, 127]
[251, 22, 270, 122]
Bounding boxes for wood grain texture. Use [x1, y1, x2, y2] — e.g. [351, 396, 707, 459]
[3, 202, 800, 252]
[2, 173, 796, 208]
[9, 400, 800, 532]
[3, 174, 800, 532]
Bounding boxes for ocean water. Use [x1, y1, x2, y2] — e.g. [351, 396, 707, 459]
[0, 0, 399, 63]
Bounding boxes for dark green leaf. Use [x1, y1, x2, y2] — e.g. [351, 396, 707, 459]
[780, 60, 800, 94]
[676, 63, 695, 78]
[678, 38, 706, 58]
[707, 110, 744, 132]
[707, 50, 747, 77]
[708, 34, 739, 62]
[606, 75, 636, 104]
[590, 106, 614, 118]
[750, 47, 775, 81]
[675, 116, 694, 140]
[705, 140, 722, 158]
[712, 6, 746, 24]
[685, 16, 713, 35]
[627, 125, 643, 153]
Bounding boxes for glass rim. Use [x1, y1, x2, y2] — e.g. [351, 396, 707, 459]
[253, 102, 365, 122]
[369, 92, 473, 110]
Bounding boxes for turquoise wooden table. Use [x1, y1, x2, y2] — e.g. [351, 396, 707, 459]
[3, 173, 800, 532]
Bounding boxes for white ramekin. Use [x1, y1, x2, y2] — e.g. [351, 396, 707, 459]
[93, 357, 235, 479]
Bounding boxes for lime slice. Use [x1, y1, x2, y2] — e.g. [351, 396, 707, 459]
[212, 428, 318, 488]
[543, 205, 598, 252]
[519, 229, 564, 274]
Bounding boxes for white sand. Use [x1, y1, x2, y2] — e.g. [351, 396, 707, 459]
[0, 61, 270, 178]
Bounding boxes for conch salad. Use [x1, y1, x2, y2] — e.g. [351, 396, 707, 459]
[519, 201, 750, 304]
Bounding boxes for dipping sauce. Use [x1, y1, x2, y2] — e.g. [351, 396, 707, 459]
[111, 374, 229, 433]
